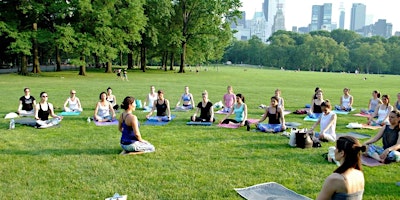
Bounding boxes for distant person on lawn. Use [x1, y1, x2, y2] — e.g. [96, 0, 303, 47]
[255, 96, 286, 133]
[317, 136, 365, 200]
[191, 90, 215, 122]
[310, 100, 337, 142]
[94, 92, 116, 122]
[119, 96, 155, 154]
[219, 93, 250, 131]
[35, 92, 63, 128]
[63, 90, 83, 112]
[17, 87, 36, 116]
[363, 110, 400, 163]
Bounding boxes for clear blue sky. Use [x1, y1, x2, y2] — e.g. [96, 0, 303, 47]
[241, 0, 399, 32]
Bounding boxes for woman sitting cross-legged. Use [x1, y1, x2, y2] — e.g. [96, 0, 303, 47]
[308, 90, 324, 119]
[363, 110, 400, 163]
[146, 90, 171, 121]
[34, 92, 63, 128]
[255, 96, 286, 133]
[310, 100, 337, 142]
[316, 136, 365, 200]
[368, 94, 393, 126]
[191, 90, 215, 122]
[175, 86, 195, 111]
[119, 96, 155, 154]
[63, 89, 83, 112]
[219, 93, 250, 131]
[17, 87, 36, 116]
[94, 92, 116, 122]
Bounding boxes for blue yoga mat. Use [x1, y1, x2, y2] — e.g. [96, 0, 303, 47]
[143, 115, 176, 126]
[59, 112, 81, 116]
[303, 115, 319, 122]
[186, 121, 212, 126]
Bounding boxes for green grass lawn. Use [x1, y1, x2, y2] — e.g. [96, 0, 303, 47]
[0, 66, 399, 199]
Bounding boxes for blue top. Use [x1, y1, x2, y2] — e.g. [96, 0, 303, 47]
[331, 190, 364, 200]
[396, 101, 400, 111]
[233, 103, 244, 122]
[120, 114, 139, 145]
[182, 94, 191, 101]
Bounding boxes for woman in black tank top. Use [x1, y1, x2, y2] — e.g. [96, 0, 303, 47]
[146, 90, 171, 120]
[34, 92, 63, 128]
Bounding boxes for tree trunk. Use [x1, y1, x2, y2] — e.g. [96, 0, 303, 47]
[20, 54, 28, 76]
[179, 41, 186, 73]
[169, 52, 174, 71]
[32, 23, 41, 73]
[94, 54, 101, 68]
[120, 51, 123, 67]
[127, 43, 133, 69]
[163, 51, 168, 71]
[56, 45, 62, 71]
[140, 45, 146, 72]
[79, 55, 86, 76]
[105, 62, 113, 73]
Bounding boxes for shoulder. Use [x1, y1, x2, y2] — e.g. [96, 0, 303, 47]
[325, 173, 345, 186]
[48, 103, 54, 108]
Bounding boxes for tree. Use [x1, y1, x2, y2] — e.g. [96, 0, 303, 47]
[350, 42, 386, 74]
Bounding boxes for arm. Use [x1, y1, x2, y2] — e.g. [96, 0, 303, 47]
[165, 99, 171, 119]
[363, 125, 385, 145]
[109, 102, 116, 119]
[279, 107, 286, 130]
[241, 104, 248, 126]
[132, 115, 144, 142]
[143, 95, 149, 108]
[18, 100, 23, 112]
[63, 98, 69, 110]
[209, 104, 214, 122]
[316, 175, 340, 200]
[339, 96, 343, 108]
[367, 99, 372, 110]
[320, 113, 336, 134]
[34, 104, 40, 120]
[118, 114, 123, 132]
[369, 105, 380, 123]
[257, 107, 268, 125]
[310, 117, 322, 131]
[220, 107, 234, 123]
[146, 100, 157, 118]
[349, 96, 354, 107]
[49, 103, 62, 119]
[76, 98, 82, 110]
[176, 94, 182, 107]
[381, 131, 400, 159]
[192, 107, 200, 121]
[381, 106, 393, 125]
[94, 102, 100, 120]
[113, 95, 117, 106]
[310, 100, 315, 114]
[281, 98, 285, 108]
[190, 94, 195, 108]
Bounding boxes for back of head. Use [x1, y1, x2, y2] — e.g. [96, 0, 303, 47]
[121, 96, 135, 110]
[321, 99, 332, 109]
[334, 136, 366, 174]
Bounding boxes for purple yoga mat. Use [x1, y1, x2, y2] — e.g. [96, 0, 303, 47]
[94, 119, 119, 126]
[361, 155, 385, 167]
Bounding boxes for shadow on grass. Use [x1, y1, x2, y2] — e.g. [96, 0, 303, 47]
[0, 148, 118, 155]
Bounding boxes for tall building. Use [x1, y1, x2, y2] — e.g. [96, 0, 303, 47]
[262, 0, 279, 39]
[249, 12, 269, 42]
[229, 11, 246, 28]
[350, 3, 366, 31]
[271, 4, 285, 33]
[339, 3, 345, 29]
[374, 19, 392, 38]
[310, 3, 332, 31]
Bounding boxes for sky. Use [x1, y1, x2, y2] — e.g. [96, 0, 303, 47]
[240, 0, 400, 32]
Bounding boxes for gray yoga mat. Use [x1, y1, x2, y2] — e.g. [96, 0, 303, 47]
[235, 182, 312, 200]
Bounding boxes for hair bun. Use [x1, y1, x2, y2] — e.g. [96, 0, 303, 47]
[357, 145, 367, 152]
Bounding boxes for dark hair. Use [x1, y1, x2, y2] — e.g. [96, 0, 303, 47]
[392, 110, 400, 117]
[271, 96, 280, 120]
[40, 91, 47, 97]
[373, 90, 381, 98]
[99, 92, 107, 100]
[107, 87, 112, 91]
[334, 136, 366, 174]
[24, 87, 30, 92]
[321, 99, 332, 109]
[382, 94, 390, 105]
[121, 96, 135, 110]
[236, 93, 245, 103]
[157, 90, 164, 94]
[315, 87, 320, 92]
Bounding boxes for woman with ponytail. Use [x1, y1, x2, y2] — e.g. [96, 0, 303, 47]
[119, 96, 155, 154]
[255, 96, 286, 133]
[317, 136, 365, 200]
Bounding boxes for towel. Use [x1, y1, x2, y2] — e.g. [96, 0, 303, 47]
[94, 119, 119, 126]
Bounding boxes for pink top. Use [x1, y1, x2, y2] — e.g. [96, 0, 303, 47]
[223, 93, 236, 108]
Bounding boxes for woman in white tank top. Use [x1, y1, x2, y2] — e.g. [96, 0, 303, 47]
[335, 88, 353, 111]
[311, 100, 337, 142]
[63, 90, 83, 112]
[369, 94, 393, 126]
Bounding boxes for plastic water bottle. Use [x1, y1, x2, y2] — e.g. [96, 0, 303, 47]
[9, 118, 15, 130]
[87, 117, 91, 123]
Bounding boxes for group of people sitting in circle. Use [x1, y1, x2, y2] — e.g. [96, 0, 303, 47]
[15, 85, 400, 198]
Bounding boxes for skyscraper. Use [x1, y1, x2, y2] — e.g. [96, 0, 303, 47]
[271, 3, 285, 33]
[339, 3, 345, 29]
[310, 3, 332, 31]
[350, 3, 366, 31]
[262, 0, 278, 39]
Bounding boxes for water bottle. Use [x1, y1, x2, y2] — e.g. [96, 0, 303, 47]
[87, 117, 91, 123]
[9, 118, 15, 130]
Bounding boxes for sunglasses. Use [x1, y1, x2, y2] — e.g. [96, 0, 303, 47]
[42, 95, 48, 97]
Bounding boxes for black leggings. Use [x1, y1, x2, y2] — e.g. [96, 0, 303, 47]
[221, 119, 249, 126]
[191, 116, 215, 122]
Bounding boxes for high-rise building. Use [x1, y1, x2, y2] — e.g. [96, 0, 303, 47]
[310, 3, 332, 31]
[271, 4, 285, 33]
[339, 2, 345, 29]
[262, 0, 280, 39]
[374, 19, 392, 38]
[249, 12, 269, 42]
[350, 3, 366, 31]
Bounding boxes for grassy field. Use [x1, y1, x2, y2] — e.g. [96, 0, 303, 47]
[0, 66, 399, 199]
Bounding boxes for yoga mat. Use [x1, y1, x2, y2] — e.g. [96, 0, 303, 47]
[94, 119, 119, 126]
[336, 132, 371, 139]
[303, 116, 318, 122]
[15, 118, 37, 126]
[234, 182, 312, 200]
[186, 121, 212, 126]
[285, 122, 301, 128]
[217, 123, 240, 129]
[59, 111, 81, 116]
[215, 109, 229, 114]
[4, 112, 19, 119]
[361, 155, 385, 167]
[143, 115, 176, 126]
[353, 113, 371, 118]
[333, 108, 356, 115]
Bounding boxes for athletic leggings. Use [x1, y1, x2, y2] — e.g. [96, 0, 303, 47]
[221, 119, 249, 126]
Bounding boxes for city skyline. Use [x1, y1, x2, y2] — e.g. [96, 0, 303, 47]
[240, 0, 399, 32]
